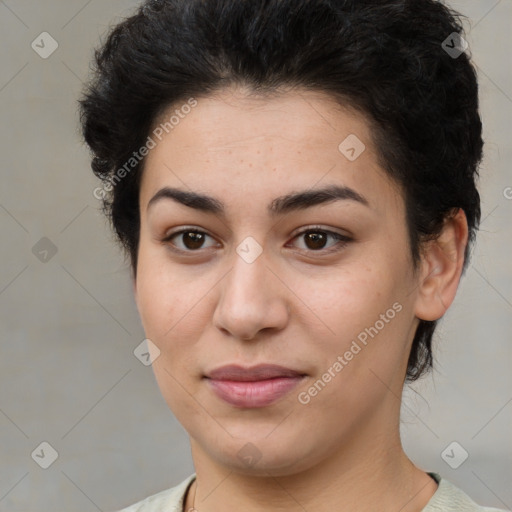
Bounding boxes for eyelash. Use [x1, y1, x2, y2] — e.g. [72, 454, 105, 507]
[161, 225, 352, 256]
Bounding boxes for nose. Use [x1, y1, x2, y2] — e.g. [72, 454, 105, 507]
[212, 245, 290, 341]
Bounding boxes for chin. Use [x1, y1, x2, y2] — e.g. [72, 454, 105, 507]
[199, 428, 321, 476]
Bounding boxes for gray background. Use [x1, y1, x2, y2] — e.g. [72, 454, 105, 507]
[0, 1, 510, 511]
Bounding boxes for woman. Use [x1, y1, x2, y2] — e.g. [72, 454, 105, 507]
[79, 0, 508, 511]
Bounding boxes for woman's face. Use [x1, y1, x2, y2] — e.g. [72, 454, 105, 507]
[135, 88, 427, 475]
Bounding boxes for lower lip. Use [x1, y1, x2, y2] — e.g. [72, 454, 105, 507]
[206, 376, 304, 408]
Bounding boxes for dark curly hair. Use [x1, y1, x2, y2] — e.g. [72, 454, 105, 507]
[79, 0, 483, 382]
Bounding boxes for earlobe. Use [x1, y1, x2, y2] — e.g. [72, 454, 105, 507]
[413, 209, 469, 322]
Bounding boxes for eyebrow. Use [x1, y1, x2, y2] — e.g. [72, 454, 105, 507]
[147, 184, 369, 217]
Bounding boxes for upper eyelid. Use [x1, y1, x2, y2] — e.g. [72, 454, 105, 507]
[163, 225, 348, 237]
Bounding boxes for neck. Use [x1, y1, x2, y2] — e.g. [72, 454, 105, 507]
[184, 419, 437, 512]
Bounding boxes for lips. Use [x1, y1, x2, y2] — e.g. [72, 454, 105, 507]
[206, 364, 305, 381]
[204, 364, 306, 408]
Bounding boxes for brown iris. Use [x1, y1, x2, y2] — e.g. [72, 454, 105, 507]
[304, 231, 328, 250]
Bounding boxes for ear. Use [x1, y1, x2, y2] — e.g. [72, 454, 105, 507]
[414, 208, 469, 321]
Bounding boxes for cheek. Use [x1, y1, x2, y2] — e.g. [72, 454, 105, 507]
[135, 252, 209, 413]
[291, 260, 411, 375]
[292, 275, 409, 423]
[135, 246, 216, 356]
[135, 245, 181, 342]
[292, 263, 390, 332]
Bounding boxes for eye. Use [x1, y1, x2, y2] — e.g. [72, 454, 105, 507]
[161, 226, 352, 255]
[288, 226, 352, 254]
[162, 228, 218, 252]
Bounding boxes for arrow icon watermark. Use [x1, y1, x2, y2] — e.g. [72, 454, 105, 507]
[338, 134, 366, 161]
[134, 338, 161, 366]
[31, 441, 59, 469]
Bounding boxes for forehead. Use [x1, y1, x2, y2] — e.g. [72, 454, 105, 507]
[140, 88, 403, 218]
[150, 87, 373, 156]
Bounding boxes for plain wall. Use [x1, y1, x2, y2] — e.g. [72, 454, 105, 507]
[0, 1, 510, 511]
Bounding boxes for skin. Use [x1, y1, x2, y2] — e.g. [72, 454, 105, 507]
[134, 86, 468, 512]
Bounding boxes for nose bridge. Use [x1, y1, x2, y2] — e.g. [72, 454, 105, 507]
[226, 239, 272, 309]
[213, 239, 288, 339]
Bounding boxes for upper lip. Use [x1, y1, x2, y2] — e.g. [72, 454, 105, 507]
[205, 364, 306, 382]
